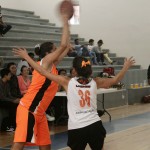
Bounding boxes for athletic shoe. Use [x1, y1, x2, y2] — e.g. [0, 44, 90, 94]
[110, 60, 116, 65]
[6, 127, 15, 132]
[102, 62, 106, 65]
[46, 114, 55, 121]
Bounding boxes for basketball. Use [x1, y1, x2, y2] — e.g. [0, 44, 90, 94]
[59, 0, 74, 19]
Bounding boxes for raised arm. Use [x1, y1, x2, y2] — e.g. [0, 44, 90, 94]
[42, 14, 70, 68]
[12, 48, 69, 91]
[95, 57, 135, 89]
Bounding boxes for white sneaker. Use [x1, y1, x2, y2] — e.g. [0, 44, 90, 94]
[6, 127, 15, 132]
[46, 114, 55, 121]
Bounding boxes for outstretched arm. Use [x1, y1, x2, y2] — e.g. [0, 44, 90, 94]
[12, 48, 69, 91]
[42, 14, 70, 69]
[95, 57, 135, 89]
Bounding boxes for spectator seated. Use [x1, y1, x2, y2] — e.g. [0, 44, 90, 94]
[0, 68, 20, 131]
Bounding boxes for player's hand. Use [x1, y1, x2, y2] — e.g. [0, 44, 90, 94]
[12, 48, 29, 59]
[123, 57, 135, 69]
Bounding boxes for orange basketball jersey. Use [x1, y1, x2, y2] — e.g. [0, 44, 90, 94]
[20, 62, 58, 115]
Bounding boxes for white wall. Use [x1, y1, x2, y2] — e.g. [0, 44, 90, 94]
[1, 0, 150, 68]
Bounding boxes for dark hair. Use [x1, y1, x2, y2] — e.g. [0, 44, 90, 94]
[28, 52, 34, 59]
[89, 39, 94, 43]
[20, 65, 28, 73]
[97, 39, 103, 44]
[34, 42, 54, 59]
[74, 39, 79, 43]
[70, 68, 73, 74]
[6, 62, 16, 70]
[0, 68, 10, 78]
[73, 56, 92, 78]
[58, 69, 67, 75]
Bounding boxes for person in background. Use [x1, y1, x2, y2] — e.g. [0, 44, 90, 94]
[0, 68, 20, 131]
[16, 58, 29, 76]
[58, 69, 67, 91]
[59, 69, 67, 76]
[17, 65, 31, 95]
[0, 5, 12, 36]
[4, 62, 22, 98]
[87, 39, 98, 65]
[17, 52, 35, 75]
[87, 39, 95, 51]
[67, 44, 77, 57]
[74, 38, 83, 56]
[7, 62, 22, 98]
[69, 68, 77, 78]
[74, 38, 98, 65]
[92, 40, 115, 65]
[74, 38, 90, 57]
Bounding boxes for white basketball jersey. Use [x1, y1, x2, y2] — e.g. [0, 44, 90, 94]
[67, 77, 100, 130]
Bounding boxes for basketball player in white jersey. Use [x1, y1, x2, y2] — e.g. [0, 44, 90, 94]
[12, 48, 135, 150]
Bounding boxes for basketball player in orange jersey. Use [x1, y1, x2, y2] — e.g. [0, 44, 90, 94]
[11, 9, 71, 150]
[13, 46, 135, 149]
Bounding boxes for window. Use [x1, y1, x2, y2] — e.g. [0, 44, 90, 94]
[70, 4, 80, 25]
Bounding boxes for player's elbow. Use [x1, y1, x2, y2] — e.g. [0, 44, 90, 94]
[105, 78, 117, 88]
[109, 78, 119, 87]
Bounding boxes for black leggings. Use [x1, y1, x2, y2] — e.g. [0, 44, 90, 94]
[96, 53, 104, 63]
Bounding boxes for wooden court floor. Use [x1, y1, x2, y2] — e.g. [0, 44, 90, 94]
[1, 103, 150, 149]
[60, 103, 150, 150]
[61, 124, 150, 150]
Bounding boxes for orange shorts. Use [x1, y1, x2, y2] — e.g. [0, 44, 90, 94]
[14, 104, 51, 146]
